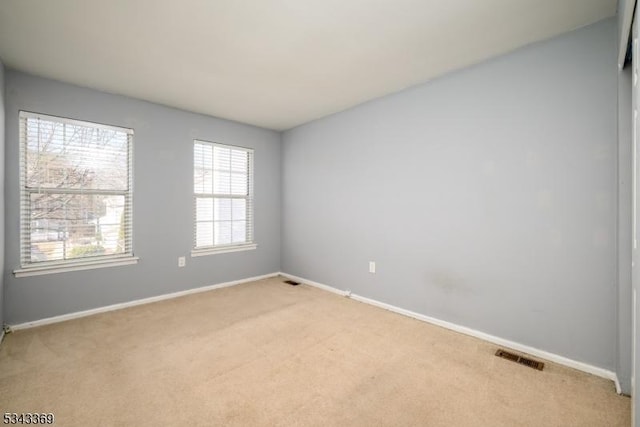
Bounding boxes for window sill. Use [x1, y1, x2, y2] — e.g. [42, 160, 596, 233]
[191, 243, 257, 257]
[13, 256, 140, 278]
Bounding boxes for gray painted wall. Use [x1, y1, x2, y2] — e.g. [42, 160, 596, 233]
[282, 19, 618, 370]
[0, 59, 5, 328]
[3, 71, 281, 324]
[618, 65, 633, 395]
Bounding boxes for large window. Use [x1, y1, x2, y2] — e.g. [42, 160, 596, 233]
[15, 112, 136, 277]
[193, 140, 255, 255]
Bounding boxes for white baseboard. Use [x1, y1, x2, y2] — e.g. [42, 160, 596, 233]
[280, 272, 621, 391]
[280, 272, 348, 297]
[10, 272, 280, 331]
[7, 270, 623, 394]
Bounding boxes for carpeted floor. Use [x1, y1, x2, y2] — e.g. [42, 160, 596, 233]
[0, 276, 630, 426]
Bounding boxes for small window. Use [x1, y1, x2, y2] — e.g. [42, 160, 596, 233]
[192, 140, 256, 256]
[14, 112, 137, 277]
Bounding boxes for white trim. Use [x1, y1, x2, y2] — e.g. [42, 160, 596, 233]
[614, 375, 622, 395]
[191, 243, 257, 257]
[18, 111, 135, 272]
[279, 272, 349, 297]
[192, 140, 255, 251]
[280, 272, 620, 387]
[14, 257, 140, 278]
[8, 269, 622, 393]
[349, 293, 618, 383]
[618, 0, 636, 69]
[10, 272, 279, 330]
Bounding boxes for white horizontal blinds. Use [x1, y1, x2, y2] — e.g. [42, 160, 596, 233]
[194, 140, 253, 249]
[19, 112, 134, 266]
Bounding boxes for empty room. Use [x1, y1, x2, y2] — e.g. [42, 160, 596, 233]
[0, 0, 639, 426]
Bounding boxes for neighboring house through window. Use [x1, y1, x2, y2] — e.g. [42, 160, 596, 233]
[14, 111, 137, 277]
[192, 140, 256, 256]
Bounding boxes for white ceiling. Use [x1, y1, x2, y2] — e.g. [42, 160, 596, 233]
[0, 0, 617, 131]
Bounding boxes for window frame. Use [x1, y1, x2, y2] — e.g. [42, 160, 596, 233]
[191, 139, 256, 257]
[13, 111, 138, 277]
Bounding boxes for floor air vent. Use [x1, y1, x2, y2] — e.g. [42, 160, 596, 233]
[495, 349, 544, 371]
[284, 280, 301, 286]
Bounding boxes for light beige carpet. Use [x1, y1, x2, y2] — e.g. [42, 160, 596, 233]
[0, 276, 630, 426]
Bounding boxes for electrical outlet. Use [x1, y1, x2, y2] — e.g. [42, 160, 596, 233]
[369, 261, 376, 274]
[178, 256, 186, 267]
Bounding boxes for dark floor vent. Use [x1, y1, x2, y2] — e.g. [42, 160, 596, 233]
[284, 280, 301, 286]
[495, 349, 544, 371]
